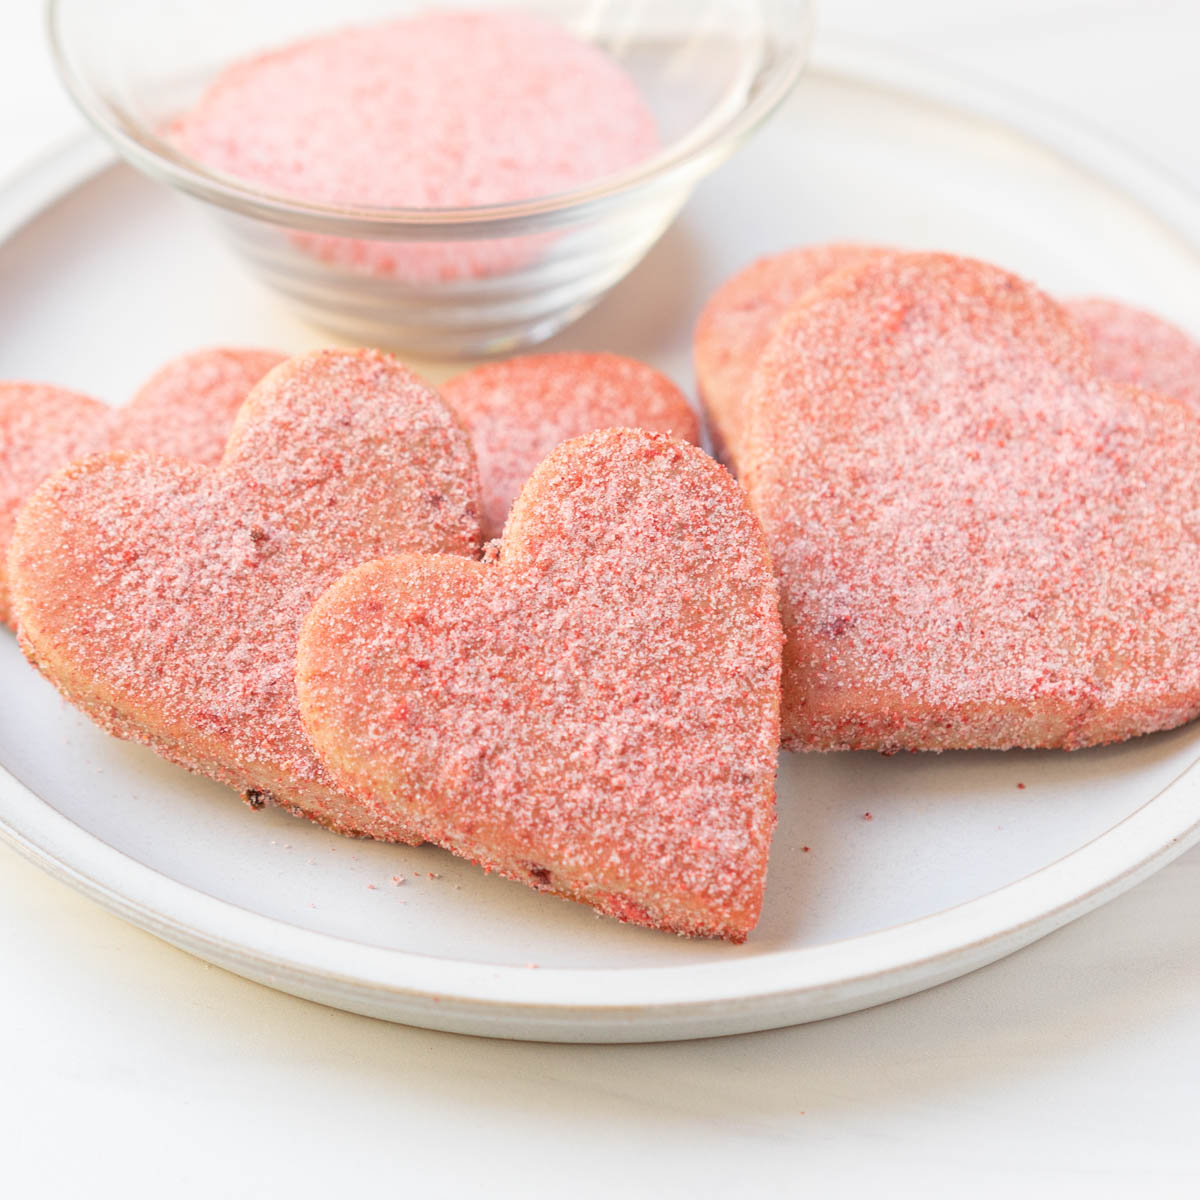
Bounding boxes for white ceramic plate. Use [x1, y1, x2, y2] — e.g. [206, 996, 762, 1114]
[2, 38, 1199, 1043]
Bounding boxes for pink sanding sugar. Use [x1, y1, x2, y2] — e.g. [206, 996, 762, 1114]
[1065, 297, 1200, 416]
[170, 10, 659, 283]
[441, 352, 700, 539]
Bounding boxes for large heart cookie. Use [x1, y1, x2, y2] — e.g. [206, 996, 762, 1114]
[0, 348, 284, 626]
[297, 429, 781, 940]
[441, 351, 699, 539]
[738, 251, 1200, 751]
[10, 349, 480, 837]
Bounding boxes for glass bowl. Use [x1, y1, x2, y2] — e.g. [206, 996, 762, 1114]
[48, 0, 814, 358]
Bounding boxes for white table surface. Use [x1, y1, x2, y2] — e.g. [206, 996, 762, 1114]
[2, 2, 1199, 1195]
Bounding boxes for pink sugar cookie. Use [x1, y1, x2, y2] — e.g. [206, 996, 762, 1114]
[0, 384, 112, 626]
[10, 349, 481, 836]
[739, 251, 1200, 752]
[693, 244, 888, 466]
[118, 347, 287, 463]
[441, 352, 700, 539]
[0, 348, 284, 629]
[298, 430, 781, 941]
[170, 10, 658, 283]
[1065, 297, 1200, 415]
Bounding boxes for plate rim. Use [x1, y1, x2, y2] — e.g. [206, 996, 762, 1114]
[2, 34, 1200, 1041]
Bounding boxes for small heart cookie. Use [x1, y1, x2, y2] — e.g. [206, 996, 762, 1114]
[441, 352, 699, 539]
[297, 429, 781, 941]
[0, 348, 284, 626]
[10, 349, 480, 836]
[1065, 297, 1200, 415]
[739, 252, 1200, 751]
[693, 244, 885, 466]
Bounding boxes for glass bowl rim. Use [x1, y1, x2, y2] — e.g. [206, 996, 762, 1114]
[46, 0, 815, 236]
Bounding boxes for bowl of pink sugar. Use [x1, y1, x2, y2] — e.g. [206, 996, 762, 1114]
[49, 1, 814, 356]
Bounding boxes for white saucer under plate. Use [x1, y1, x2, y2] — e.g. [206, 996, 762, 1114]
[1, 37, 1198, 1043]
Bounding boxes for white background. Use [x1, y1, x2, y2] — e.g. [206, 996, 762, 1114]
[2, 2, 1199, 1196]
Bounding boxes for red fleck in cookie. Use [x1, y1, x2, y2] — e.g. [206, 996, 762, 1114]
[1065, 297, 1200, 415]
[441, 352, 700, 539]
[0, 349, 284, 628]
[297, 429, 781, 941]
[170, 10, 658, 283]
[693, 244, 887, 466]
[10, 349, 481, 837]
[739, 251, 1200, 751]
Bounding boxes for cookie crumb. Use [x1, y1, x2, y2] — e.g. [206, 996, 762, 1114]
[244, 787, 270, 810]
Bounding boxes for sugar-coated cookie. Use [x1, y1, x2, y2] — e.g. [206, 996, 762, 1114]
[297, 429, 781, 941]
[10, 350, 481, 837]
[739, 251, 1200, 751]
[170, 11, 658, 282]
[1, 384, 111, 626]
[118, 347, 287, 463]
[1, 348, 282, 628]
[441, 352, 699, 539]
[693, 244, 886, 466]
[1065, 297, 1200, 415]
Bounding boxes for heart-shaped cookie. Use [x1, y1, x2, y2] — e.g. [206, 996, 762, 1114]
[1065, 297, 1200, 415]
[1, 348, 284, 626]
[297, 429, 781, 940]
[116, 347, 288, 463]
[10, 349, 480, 837]
[441, 351, 700, 539]
[738, 251, 1200, 751]
[1, 383, 109, 627]
[693, 244, 886, 467]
